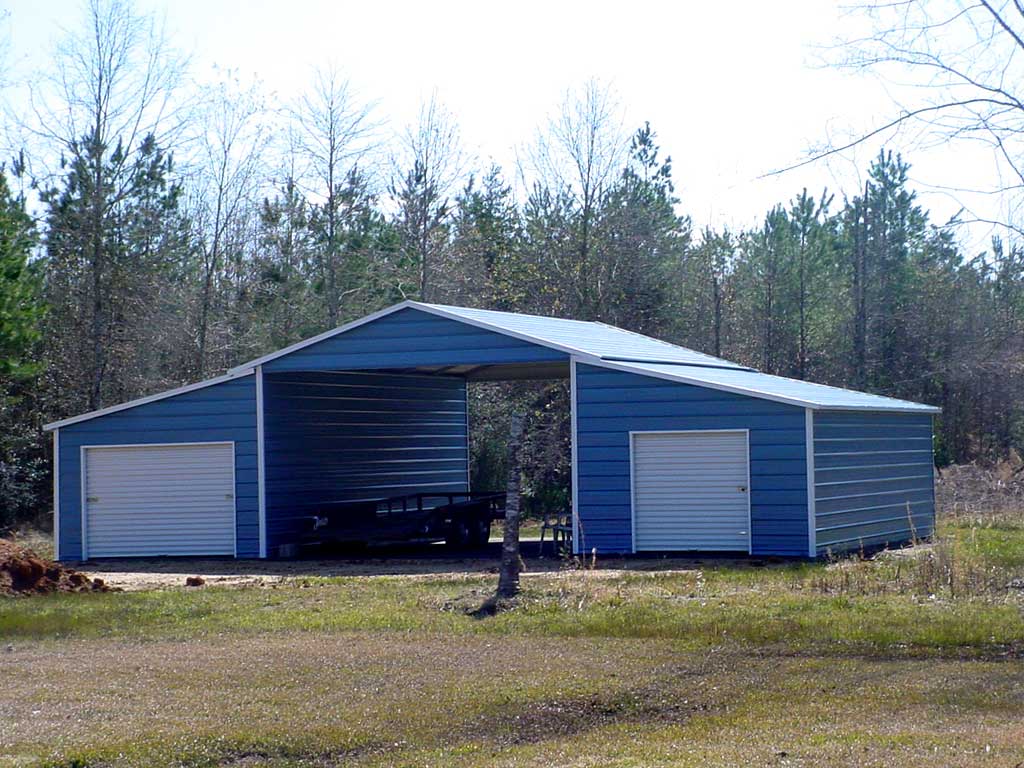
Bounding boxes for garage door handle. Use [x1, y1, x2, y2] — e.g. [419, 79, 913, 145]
[737, 486, 747, 492]
[225, 494, 234, 500]
[87, 496, 99, 502]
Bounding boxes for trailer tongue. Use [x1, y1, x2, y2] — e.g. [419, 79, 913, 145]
[297, 492, 506, 551]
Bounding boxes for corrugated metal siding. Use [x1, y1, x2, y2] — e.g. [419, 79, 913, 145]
[262, 371, 469, 552]
[575, 363, 809, 555]
[262, 307, 567, 372]
[83, 443, 235, 557]
[632, 431, 750, 551]
[56, 375, 258, 560]
[813, 410, 936, 554]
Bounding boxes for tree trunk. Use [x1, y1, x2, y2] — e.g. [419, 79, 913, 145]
[496, 412, 526, 599]
[852, 182, 870, 389]
[797, 228, 807, 380]
[88, 135, 106, 411]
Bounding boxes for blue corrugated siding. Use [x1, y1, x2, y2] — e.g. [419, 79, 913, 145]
[56, 375, 259, 560]
[262, 371, 469, 552]
[575, 364, 809, 555]
[813, 410, 935, 554]
[263, 307, 567, 372]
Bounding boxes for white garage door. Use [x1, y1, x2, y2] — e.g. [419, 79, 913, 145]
[632, 431, 750, 552]
[83, 443, 236, 558]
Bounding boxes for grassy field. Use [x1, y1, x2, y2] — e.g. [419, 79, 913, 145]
[1, 515, 1023, 767]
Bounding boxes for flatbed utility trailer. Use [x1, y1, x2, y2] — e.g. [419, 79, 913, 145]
[296, 491, 506, 551]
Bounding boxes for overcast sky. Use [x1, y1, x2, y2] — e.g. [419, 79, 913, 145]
[0, 0, 1007, 253]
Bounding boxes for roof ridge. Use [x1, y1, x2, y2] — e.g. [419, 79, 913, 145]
[589, 319, 741, 364]
[426, 303, 743, 366]
[599, 357, 756, 371]
[421, 302, 600, 326]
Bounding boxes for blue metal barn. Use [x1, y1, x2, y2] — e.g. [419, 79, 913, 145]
[45, 301, 939, 560]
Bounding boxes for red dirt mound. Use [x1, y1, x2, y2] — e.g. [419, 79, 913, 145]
[0, 539, 116, 596]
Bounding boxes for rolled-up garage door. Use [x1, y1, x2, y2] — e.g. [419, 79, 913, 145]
[631, 430, 751, 552]
[83, 443, 236, 558]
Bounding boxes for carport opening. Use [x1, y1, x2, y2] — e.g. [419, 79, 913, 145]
[261, 360, 571, 558]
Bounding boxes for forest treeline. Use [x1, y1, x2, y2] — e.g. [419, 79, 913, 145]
[1, 0, 1023, 526]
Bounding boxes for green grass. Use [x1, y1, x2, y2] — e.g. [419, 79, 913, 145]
[950, 522, 1024, 569]
[4, 635, 1021, 768]
[1, 569, 1022, 656]
[4, 571, 1024, 656]
[1, 517, 1022, 767]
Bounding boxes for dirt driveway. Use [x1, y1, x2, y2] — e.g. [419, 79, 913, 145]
[79, 539, 775, 590]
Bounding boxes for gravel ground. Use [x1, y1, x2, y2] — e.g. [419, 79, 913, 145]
[77, 540, 767, 591]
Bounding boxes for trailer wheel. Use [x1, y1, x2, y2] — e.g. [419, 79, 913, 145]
[466, 517, 491, 548]
[445, 520, 470, 549]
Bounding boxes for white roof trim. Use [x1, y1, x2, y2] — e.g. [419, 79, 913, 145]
[43, 369, 256, 431]
[228, 300, 611, 374]
[584, 358, 941, 413]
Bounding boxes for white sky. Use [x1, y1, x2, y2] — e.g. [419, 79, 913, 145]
[0, 0, 1009, 253]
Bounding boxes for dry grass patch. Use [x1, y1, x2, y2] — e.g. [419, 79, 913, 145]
[3, 632, 1020, 767]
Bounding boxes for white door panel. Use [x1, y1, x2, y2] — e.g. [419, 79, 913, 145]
[632, 431, 750, 552]
[84, 443, 235, 557]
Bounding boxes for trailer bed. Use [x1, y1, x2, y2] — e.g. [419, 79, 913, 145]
[294, 491, 506, 551]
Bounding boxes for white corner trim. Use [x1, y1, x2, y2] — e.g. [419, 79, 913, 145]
[570, 357, 580, 555]
[52, 429, 60, 561]
[256, 365, 267, 559]
[43, 369, 256, 431]
[805, 408, 817, 558]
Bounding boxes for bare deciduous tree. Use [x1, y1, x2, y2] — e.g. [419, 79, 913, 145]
[779, 1, 1024, 235]
[27, 0, 187, 409]
[392, 94, 465, 301]
[522, 80, 627, 316]
[189, 73, 269, 376]
[288, 66, 377, 325]
[27, 0, 187, 177]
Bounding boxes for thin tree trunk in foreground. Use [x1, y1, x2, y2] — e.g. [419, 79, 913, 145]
[496, 412, 526, 599]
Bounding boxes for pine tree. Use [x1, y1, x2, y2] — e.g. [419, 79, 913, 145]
[42, 133, 191, 411]
[595, 123, 690, 334]
[0, 170, 45, 527]
[446, 166, 523, 309]
[0, 173, 41, 376]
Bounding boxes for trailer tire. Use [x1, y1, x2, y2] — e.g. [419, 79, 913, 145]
[445, 521, 470, 549]
[466, 517, 491, 548]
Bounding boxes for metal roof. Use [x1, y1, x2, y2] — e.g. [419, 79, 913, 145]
[595, 360, 940, 413]
[48, 301, 939, 430]
[420, 303, 750, 369]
